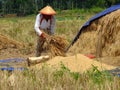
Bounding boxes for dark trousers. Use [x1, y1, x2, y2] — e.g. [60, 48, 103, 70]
[36, 36, 46, 57]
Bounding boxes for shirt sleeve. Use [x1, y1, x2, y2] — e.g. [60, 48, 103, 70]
[34, 14, 42, 36]
[50, 16, 56, 35]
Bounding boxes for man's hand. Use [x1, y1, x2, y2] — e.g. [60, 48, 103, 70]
[40, 32, 46, 39]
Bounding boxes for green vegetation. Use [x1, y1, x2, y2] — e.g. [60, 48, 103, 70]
[0, 0, 119, 16]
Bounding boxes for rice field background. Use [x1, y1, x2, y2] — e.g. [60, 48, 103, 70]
[0, 9, 120, 90]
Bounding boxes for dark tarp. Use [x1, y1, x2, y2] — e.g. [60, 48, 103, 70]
[66, 4, 120, 51]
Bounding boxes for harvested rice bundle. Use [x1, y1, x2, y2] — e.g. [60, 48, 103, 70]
[46, 35, 69, 57]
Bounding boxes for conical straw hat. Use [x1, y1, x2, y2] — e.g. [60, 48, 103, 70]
[40, 6, 56, 15]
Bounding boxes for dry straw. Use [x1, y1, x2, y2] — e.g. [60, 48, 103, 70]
[45, 35, 69, 57]
[70, 9, 120, 57]
[0, 33, 24, 49]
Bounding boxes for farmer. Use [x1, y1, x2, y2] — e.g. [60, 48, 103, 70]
[34, 5, 56, 57]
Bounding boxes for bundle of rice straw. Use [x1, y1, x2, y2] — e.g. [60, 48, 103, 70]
[45, 35, 69, 57]
[70, 9, 120, 57]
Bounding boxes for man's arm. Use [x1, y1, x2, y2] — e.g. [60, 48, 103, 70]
[34, 14, 42, 36]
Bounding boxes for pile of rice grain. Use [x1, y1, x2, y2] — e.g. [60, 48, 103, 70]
[31, 54, 116, 73]
[70, 9, 120, 57]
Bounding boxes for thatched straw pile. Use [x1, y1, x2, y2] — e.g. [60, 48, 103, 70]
[45, 35, 69, 57]
[0, 33, 24, 49]
[70, 9, 120, 57]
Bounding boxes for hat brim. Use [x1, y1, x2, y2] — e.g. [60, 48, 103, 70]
[39, 6, 56, 15]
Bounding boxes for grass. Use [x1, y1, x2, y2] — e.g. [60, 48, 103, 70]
[0, 64, 120, 90]
[0, 9, 120, 90]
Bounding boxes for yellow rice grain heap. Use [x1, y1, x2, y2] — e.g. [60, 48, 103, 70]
[70, 9, 120, 57]
[46, 35, 69, 57]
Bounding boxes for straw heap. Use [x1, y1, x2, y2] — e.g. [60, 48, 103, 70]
[0, 33, 24, 49]
[70, 9, 120, 57]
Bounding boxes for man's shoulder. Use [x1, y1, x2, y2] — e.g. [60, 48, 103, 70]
[36, 13, 40, 16]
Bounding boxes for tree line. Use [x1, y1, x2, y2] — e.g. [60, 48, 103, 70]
[0, 0, 120, 16]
